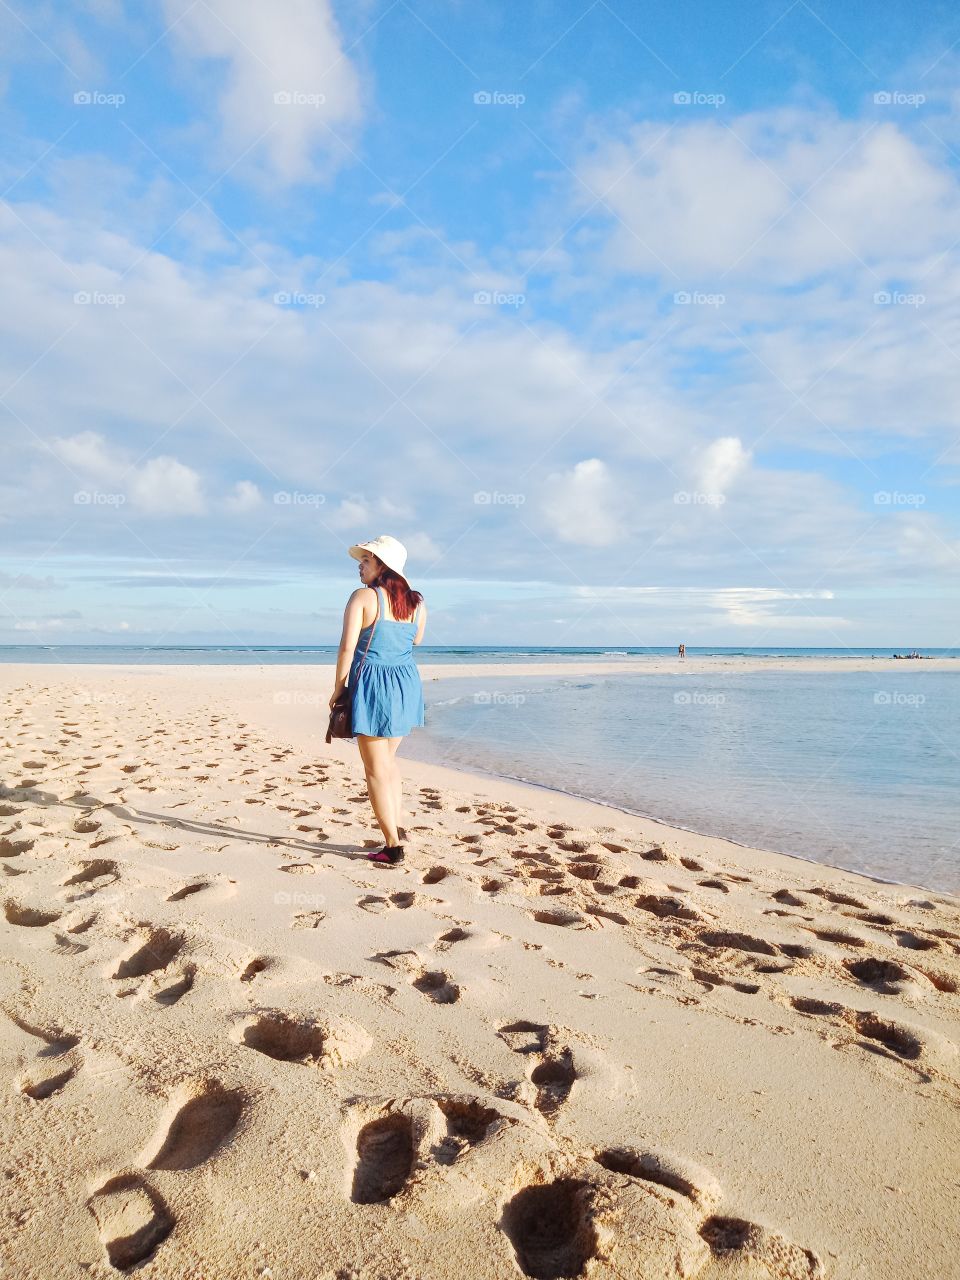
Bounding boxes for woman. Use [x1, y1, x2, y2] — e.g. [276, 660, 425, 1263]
[329, 535, 427, 866]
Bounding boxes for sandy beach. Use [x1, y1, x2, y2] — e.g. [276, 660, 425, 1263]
[1, 662, 959, 1280]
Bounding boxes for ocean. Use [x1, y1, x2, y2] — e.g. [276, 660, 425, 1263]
[406, 667, 959, 896]
[1, 644, 957, 664]
[3, 646, 957, 894]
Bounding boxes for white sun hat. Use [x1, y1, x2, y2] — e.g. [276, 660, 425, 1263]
[348, 534, 408, 577]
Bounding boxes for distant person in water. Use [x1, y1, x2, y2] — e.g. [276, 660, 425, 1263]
[329, 536, 427, 866]
[678, 643, 685, 659]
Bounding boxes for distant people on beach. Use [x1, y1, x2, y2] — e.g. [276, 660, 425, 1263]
[678, 643, 685, 660]
[893, 650, 924, 659]
[329, 536, 427, 867]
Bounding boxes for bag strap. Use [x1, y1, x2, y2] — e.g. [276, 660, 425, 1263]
[355, 586, 380, 675]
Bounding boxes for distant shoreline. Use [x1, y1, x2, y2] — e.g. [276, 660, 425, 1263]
[2, 656, 956, 676]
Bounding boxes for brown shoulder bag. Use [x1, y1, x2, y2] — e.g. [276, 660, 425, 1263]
[325, 593, 380, 743]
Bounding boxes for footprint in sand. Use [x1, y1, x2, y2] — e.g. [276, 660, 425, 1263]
[87, 1079, 244, 1270]
[502, 1179, 598, 1277]
[4, 899, 62, 928]
[60, 860, 119, 903]
[843, 956, 913, 994]
[356, 891, 419, 914]
[0, 836, 35, 857]
[9, 1014, 81, 1102]
[291, 911, 326, 929]
[87, 1174, 174, 1272]
[790, 997, 926, 1062]
[142, 1080, 246, 1170]
[422, 865, 449, 884]
[237, 1010, 372, 1068]
[635, 893, 703, 923]
[351, 1113, 415, 1204]
[111, 927, 184, 981]
[412, 969, 461, 1004]
[530, 1050, 576, 1117]
[497, 1019, 576, 1116]
[372, 949, 461, 1004]
[432, 1096, 508, 1165]
[432, 926, 470, 952]
[239, 956, 273, 982]
[528, 907, 588, 929]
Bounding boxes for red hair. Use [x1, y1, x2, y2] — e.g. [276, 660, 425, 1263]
[374, 563, 423, 622]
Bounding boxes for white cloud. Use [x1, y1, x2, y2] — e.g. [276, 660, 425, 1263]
[326, 498, 371, 530]
[540, 458, 622, 547]
[698, 436, 752, 496]
[163, 0, 364, 185]
[128, 456, 205, 515]
[577, 110, 960, 284]
[50, 430, 119, 481]
[223, 479, 263, 513]
[49, 432, 205, 516]
[402, 531, 442, 565]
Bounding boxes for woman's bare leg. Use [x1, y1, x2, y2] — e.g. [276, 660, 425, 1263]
[357, 735, 400, 846]
[387, 737, 403, 836]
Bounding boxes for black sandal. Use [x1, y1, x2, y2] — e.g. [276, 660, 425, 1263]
[367, 845, 405, 865]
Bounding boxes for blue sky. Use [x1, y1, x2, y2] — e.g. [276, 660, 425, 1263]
[2, 0, 959, 647]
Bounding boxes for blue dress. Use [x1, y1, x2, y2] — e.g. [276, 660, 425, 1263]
[349, 585, 425, 738]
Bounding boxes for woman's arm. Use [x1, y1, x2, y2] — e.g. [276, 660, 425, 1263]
[329, 588, 371, 708]
[413, 601, 427, 646]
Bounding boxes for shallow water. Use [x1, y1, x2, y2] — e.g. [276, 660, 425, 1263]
[405, 670, 960, 895]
